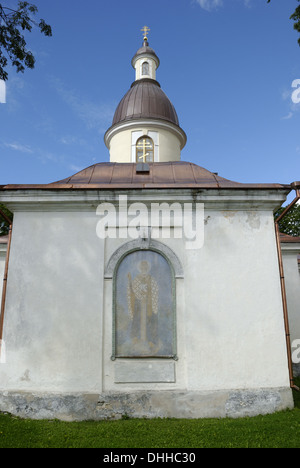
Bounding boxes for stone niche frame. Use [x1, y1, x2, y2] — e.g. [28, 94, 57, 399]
[104, 238, 184, 362]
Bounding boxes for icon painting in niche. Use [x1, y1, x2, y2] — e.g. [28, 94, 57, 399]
[115, 250, 174, 357]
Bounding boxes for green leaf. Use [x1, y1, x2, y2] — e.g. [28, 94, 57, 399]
[274, 204, 300, 237]
[0, 2, 52, 80]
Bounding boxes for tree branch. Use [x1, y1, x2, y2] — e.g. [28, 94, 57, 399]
[0, 2, 52, 80]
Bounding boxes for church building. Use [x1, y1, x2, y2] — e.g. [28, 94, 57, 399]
[0, 30, 299, 420]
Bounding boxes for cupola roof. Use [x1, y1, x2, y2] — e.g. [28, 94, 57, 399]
[111, 78, 179, 127]
[105, 32, 186, 149]
[131, 39, 160, 68]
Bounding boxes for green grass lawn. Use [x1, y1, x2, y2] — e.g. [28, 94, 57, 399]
[0, 381, 299, 448]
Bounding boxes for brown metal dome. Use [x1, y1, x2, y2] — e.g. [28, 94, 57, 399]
[111, 78, 180, 127]
[131, 40, 160, 68]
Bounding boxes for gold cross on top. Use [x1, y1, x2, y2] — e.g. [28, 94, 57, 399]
[141, 25, 150, 40]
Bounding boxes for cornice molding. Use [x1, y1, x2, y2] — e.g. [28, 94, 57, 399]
[104, 118, 187, 150]
[0, 188, 288, 212]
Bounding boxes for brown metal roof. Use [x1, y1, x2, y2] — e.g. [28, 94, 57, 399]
[279, 233, 300, 243]
[131, 41, 160, 68]
[0, 162, 291, 190]
[111, 79, 180, 127]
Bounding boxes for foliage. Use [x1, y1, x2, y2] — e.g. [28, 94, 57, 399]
[0, 1, 52, 81]
[290, 1, 300, 46]
[294, 378, 300, 408]
[0, 203, 13, 236]
[275, 204, 300, 237]
[267, 0, 300, 47]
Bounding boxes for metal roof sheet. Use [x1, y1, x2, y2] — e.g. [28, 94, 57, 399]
[111, 79, 180, 127]
[0, 162, 291, 190]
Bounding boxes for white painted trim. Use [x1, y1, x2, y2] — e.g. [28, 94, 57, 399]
[148, 131, 159, 162]
[140, 59, 154, 80]
[281, 243, 300, 254]
[131, 130, 159, 162]
[104, 238, 184, 279]
[131, 130, 143, 162]
[0, 189, 290, 212]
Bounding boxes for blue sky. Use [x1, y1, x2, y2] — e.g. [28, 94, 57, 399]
[0, 0, 299, 202]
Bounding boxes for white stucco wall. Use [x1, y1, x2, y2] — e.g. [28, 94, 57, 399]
[0, 210, 105, 392]
[103, 208, 290, 393]
[0, 241, 7, 306]
[182, 209, 289, 391]
[281, 244, 300, 345]
[0, 189, 291, 399]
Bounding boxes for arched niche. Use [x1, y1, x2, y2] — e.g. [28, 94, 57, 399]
[105, 239, 183, 361]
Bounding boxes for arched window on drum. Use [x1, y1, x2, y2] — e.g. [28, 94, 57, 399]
[142, 61, 149, 76]
[136, 136, 154, 163]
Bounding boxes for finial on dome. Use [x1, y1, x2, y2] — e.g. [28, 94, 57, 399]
[141, 25, 150, 42]
[131, 27, 159, 81]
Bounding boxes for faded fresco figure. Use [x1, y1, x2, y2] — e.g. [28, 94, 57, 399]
[115, 250, 174, 357]
[127, 260, 159, 351]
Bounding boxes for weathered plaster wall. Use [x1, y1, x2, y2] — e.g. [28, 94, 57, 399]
[0, 189, 294, 418]
[0, 243, 6, 307]
[103, 209, 290, 393]
[0, 211, 105, 393]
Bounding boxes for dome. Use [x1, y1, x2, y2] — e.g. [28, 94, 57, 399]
[104, 33, 187, 161]
[131, 40, 160, 68]
[111, 78, 180, 127]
